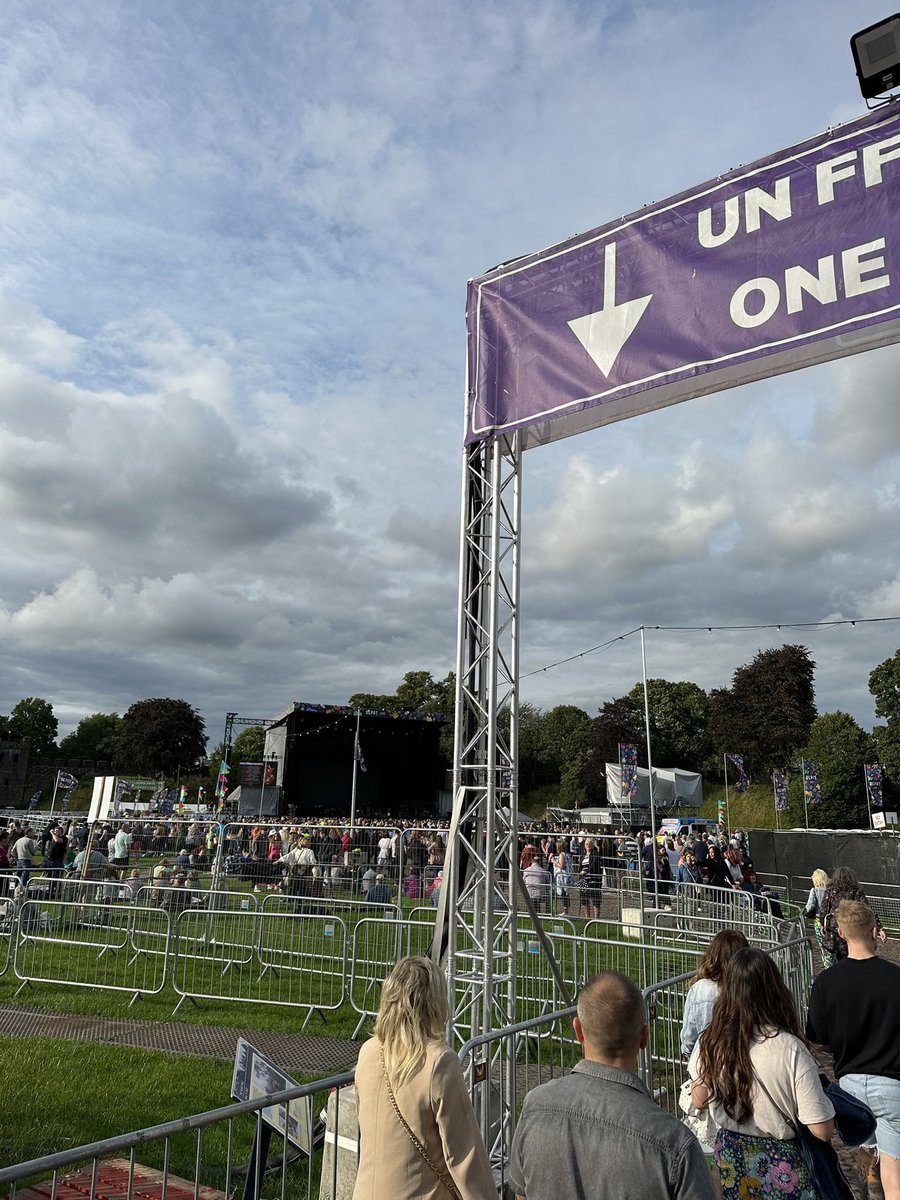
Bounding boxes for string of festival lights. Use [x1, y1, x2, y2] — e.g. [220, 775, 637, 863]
[520, 615, 900, 680]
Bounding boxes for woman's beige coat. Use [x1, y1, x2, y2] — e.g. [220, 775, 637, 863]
[352, 1037, 497, 1200]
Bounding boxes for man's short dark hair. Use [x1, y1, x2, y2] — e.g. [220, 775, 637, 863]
[577, 971, 645, 1057]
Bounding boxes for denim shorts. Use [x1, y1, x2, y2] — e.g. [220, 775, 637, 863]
[840, 1073, 900, 1159]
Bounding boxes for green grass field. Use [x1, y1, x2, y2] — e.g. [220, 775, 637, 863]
[0, 886, 712, 1175]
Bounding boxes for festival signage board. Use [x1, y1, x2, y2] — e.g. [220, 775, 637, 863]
[467, 106, 900, 449]
[232, 1037, 312, 1152]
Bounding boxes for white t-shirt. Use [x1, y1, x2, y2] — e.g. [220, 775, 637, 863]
[114, 830, 132, 858]
[689, 1029, 834, 1139]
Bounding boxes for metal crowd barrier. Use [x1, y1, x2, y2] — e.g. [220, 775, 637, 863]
[12, 899, 171, 1004]
[457, 1005, 581, 1195]
[348, 911, 438, 1033]
[0, 911, 816, 1190]
[788, 875, 900, 932]
[857, 881, 900, 933]
[171, 908, 349, 1024]
[135, 885, 258, 968]
[639, 934, 815, 1124]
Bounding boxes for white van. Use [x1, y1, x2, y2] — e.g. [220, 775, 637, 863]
[656, 817, 718, 843]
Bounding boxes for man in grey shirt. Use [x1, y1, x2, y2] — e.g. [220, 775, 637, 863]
[508, 971, 716, 1200]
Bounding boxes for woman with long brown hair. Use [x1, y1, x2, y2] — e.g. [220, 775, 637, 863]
[688, 948, 834, 1200]
[679, 929, 748, 1057]
[353, 956, 496, 1200]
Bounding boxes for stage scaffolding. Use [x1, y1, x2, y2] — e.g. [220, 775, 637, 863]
[445, 431, 522, 1044]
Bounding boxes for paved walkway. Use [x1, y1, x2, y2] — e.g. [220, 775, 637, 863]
[0, 1003, 361, 1076]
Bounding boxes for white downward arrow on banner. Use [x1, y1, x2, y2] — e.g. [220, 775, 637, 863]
[567, 241, 652, 377]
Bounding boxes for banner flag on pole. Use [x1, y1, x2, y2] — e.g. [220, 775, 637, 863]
[215, 759, 230, 799]
[27, 790, 41, 810]
[802, 759, 822, 806]
[726, 753, 750, 794]
[62, 790, 73, 811]
[773, 771, 789, 812]
[354, 735, 367, 774]
[618, 743, 638, 801]
[57, 771, 78, 791]
[864, 763, 883, 807]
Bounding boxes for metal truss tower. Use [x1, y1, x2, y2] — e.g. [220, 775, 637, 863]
[445, 431, 522, 1043]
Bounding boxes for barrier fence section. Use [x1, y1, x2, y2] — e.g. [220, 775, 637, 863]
[4, 879, 798, 1023]
[348, 912, 432, 1035]
[172, 908, 349, 1024]
[456, 1005, 580, 1196]
[638, 934, 814, 1125]
[12, 899, 171, 1003]
[788, 875, 900, 933]
[0, 1068, 358, 1200]
[0, 918, 816, 1191]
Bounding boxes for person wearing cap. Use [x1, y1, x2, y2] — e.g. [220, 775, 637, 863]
[365, 873, 393, 904]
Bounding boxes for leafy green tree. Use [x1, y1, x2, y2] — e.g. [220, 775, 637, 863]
[8, 697, 59, 756]
[515, 702, 550, 790]
[708, 645, 816, 776]
[115, 698, 207, 775]
[232, 726, 266, 764]
[349, 669, 455, 715]
[872, 724, 900, 790]
[802, 711, 873, 828]
[869, 650, 900, 786]
[558, 755, 589, 808]
[347, 692, 399, 711]
[431, 672, 456, 714]
[584, 694, 645, 772]
[625, 679, 709, 770]
[869, 649, 900, 725]
[0, 713, 10, 738]
[58, 712, 122, 762]
[541, 705, 592, 775]
[394, 671, 438, 711]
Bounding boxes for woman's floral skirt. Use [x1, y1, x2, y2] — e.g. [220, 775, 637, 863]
[715, 1128, 818, 1200]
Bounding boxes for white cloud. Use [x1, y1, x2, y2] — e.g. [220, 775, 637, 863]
[1, 0, 899, 741]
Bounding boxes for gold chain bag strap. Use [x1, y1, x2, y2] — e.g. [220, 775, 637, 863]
[379, 1048, 461, 1199]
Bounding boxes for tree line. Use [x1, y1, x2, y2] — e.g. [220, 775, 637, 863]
[519, 644, 900, 826]
[0, 697, 206, 777]
[4, 647, 900, 825]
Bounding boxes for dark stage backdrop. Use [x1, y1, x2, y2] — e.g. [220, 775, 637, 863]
[277, 703, 449, 818]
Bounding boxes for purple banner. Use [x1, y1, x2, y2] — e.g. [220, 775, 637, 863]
[864, 762, 883, 807]
[618, 743, 638, 802]
[802, 759, 822, 806]
[773, 771, 789, 812]
[467, 107, 900, 448]
[726, 752, 749, 794]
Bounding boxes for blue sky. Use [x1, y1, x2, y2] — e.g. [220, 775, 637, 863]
[1, 0, 899, 744]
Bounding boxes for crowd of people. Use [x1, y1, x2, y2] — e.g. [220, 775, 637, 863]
[356, 877, 896, 1200]
[4, 809, 898, 1198]
[513, 825, 784, 917]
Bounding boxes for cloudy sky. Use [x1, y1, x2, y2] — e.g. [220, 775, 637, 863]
[2, 0, 899, 746]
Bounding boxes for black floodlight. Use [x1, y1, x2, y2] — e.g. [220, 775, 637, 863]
[851, 14, 900, 100]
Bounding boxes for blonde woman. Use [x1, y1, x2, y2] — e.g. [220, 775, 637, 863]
[803, 869, 829, 959]
[353, 956, 496, 1200]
